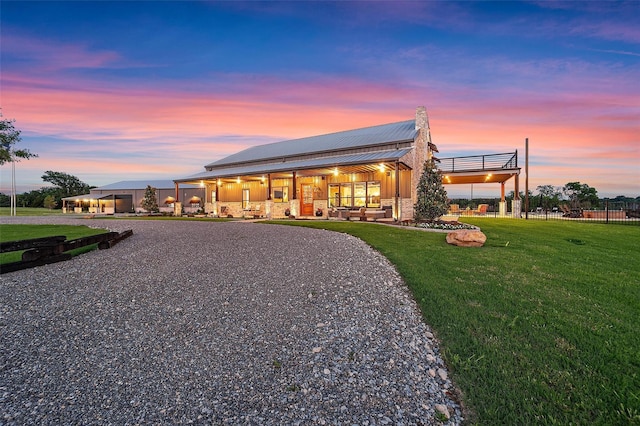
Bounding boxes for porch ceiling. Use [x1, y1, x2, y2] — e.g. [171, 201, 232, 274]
[442, 169, 520, 185]
[207, 161, 411, 184]
[175, 148, 412, 184]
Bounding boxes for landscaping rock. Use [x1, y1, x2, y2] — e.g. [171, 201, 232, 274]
[435, 404, 451, 419]
[446, 229, 487, 247]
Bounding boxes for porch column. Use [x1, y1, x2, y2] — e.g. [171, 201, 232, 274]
[174, 182, 182, 217]
[290, 171, 298, 217]
[292, 171, 297, 199]
[512, 173, 521, 218]
[266, 173, 272, 219]
[394, 161, 401, 221]
[499, 182, 507, 216]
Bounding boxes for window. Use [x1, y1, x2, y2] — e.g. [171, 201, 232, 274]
[329, 184, 340, 208]
[340, 183, 352, 207]
[353, 182, 366, 207]
[367, 181, 380, 207]
[242, 189, 250, 209]
[329, 181, 381, 208]
[211, 190, 217, 203]
[272, 186, 289, 203]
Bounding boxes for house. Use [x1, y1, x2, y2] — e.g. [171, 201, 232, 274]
[62, 180, 204, 214]
[173, 107, 435, 220]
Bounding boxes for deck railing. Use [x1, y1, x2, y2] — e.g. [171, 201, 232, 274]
[437, 151, 518, 173]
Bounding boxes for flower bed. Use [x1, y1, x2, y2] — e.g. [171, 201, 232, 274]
[415, 220, 478, 230]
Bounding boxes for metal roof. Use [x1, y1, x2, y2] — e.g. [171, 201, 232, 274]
[94, 180, 198, 190]
[61, 193, 139, 201]
[61, 193, 95, 201]
[177, 148, 412, 182]
[205, 119, 417, 168]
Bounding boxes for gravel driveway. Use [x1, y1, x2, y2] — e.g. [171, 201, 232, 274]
[1, 217, 462, 425]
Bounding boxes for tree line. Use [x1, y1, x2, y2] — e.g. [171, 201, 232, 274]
[450, 181, 639, 212]
[0, 171, 93, 209]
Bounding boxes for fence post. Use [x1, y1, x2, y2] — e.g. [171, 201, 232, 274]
[605, 199, 609, 224]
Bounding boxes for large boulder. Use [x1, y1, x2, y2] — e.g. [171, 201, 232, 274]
[446, 229, 486, 247]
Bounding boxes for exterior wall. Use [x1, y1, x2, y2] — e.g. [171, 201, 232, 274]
[89, 186, 205, 213]
[401, 106, 431, 206]
[216, 181, 271, 203]
[401, 197, 414, 220]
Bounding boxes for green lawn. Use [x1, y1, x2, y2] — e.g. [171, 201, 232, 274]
[269, 219, 640, 425]
[0, 224, 109, 263]
[0, 207, 65, 216]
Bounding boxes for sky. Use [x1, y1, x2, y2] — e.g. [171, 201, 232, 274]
[1, 0, 639, 199]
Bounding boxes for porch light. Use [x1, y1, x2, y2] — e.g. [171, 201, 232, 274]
[217, 179, 222, 187]
[379, 163, 385, 172]
[200, 180, 204, 187]
[261, 175, 265, 182]
[333, 167, 339, 176]
[236, 177, 241, 184]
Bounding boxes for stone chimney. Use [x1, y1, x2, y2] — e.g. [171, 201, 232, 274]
[409, 106, 432, 209]
[415, 106, 428, 131]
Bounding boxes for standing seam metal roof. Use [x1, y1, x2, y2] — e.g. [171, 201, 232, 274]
[94, 180, 199, 190]
[205, 119, 417, 168]
[178, 148, 412, 181]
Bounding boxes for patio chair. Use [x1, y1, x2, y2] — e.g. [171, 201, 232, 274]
[473, 204, 488, 215]
[448, 204, 460, 215]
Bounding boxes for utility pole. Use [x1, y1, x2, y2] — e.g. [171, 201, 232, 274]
[525, 138, 529, 220]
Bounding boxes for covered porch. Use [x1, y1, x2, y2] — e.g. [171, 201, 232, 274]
[438, 151, 522, 217]
[61, 193, 133, 214]
[174, 151, 414, 220]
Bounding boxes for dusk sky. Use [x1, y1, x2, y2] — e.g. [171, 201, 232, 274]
[1, 1, 638, 198]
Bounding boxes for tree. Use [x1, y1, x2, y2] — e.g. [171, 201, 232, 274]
[43, 195, 57, 210]
[414, 156, 449, 221]
[536, 185, 561, 211]
[0, 112, 37, 165]
[41, 171, 91, 198]
[563, 182, 599, 209]
[141, 185, 159, 213]
[1, 112, 37, 215]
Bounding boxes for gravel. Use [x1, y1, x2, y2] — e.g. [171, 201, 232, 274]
[1, 217, 462, 425]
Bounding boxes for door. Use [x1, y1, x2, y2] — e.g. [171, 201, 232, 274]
[301, 184, 314, 216]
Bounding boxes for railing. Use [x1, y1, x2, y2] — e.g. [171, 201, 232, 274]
[438, 151, 518, 173]
[445, 198, 639, 225]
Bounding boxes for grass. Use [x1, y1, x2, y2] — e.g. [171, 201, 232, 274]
[0, 224, 109, 263]
[267, 218, 640, 425]
[0, 207, 66, 216]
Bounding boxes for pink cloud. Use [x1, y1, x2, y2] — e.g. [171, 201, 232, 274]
[2, 53, 638, 196]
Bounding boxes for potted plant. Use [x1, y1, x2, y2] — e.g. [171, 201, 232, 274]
[315, 208, 323, 217]
[284, 208, 291, 217]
